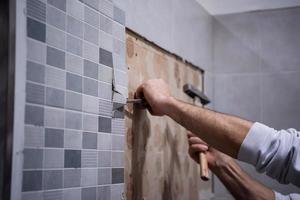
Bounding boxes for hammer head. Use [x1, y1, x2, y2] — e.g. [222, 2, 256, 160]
[183, 84, 210, 105]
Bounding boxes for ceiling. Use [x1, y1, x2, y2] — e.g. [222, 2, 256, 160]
[196, 0, 300, 15]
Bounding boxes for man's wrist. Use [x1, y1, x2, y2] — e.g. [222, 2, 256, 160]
[163, 96, 178, 117]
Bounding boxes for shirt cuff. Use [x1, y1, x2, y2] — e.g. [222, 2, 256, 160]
[274, 191, 289, 200]
[237, 122, 275, 165]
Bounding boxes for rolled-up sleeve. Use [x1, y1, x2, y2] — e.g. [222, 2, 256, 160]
[275, 191, 300, 200]
[238, 122, 300, 187]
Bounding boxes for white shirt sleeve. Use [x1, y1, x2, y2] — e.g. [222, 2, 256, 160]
[238, 122, 300, 187]
[275, 191, 300, 200]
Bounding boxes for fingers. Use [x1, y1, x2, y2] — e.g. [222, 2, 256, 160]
[135, 83, 145, 99]
[188, 136, 207, 146]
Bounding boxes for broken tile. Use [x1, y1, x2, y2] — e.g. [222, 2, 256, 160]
[27, 17, 46, 42]
[112, 22, 124, 41]
[111, 184, 123, 200]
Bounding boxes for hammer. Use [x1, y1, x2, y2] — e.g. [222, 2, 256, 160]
[183, 83, 210, 181]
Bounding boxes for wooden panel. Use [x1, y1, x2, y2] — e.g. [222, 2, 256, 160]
[125, 30, 211, 200]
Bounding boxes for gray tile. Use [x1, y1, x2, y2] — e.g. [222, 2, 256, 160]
[99, 0, 113, 18]
[25, 105, 44, 126]
[67, 15, 84, 38]
[45, 128, 64, 147]
[66, 53, 83, 75]
[99, 48, 113, 67]
[111, 119, 124, 135]
[47, 46, 65, 69]
[84, 59, 98, 79]
[99, 30, 113, 52]
[43, 170, 63, 189]
[82, 95, 98, 114]
[45, 107, 65, 128]
[112, 151, 123, 167]
[66, 91, 82, 111]
[63, 188, 81, 200]
[44, 149, 64, 168]
[23, 148, 43, 169]
[98, 82, 112, 100]
[97, 186, 111, 200]
[112, 168, 124, 184]
[113, 53, 126, 71]
[83, 114, 98, 132]
[83, 41, 99, 63]
[66, 72, 82, 93]
[83, 77, 98, 96]
[46, 25, 65, 50]
[84, 23, 99, 45]
[99, 99, 112, 117]
[27, 38, 46, 64]
[43, 190, 63, 200]
[45, 66, 66, 89]
[113, 6, 125, 25]
[81, 168, 98, 186]
[66, 0, 84, 21]
[112, 135, 124, 151]
[98, 64, 112, 83]
[26, 82, 45, 105]
[46, 5, 66, 30]
[82, 0, 99, 10]
[27, 17, 46, 42]
[98, 168, 111, 185]
[24, 125, 44, 148]
[112, 22, 124, 41]
[27, 61, 45, 83]
[81, 150, 97, 167]
[64, 149, 81, 168]
[82, 132, 97, 149]
[46, 87, 65, 108]
[84, 6, 100, 29]
[22, 191, 43, 200]
[98, 151, 111, 167]
[64, 130, 82, 149]
[27, 0, 46, 21]
[22, 170, 42, 191]
[48, 0, 66, 11]
[64, 169, 81, 188]
[65, 111, 82, 129]
[97, 133, 111, 150]
[100, 14, 112, 34]
[67, 34, 83, 56]
[112, 91, 126, 104]
[114, 69, 127, 88]
[98, 116, 111, 133]
[113, 38, 125, 56]
[112, 103, 124, 118]
[81, 187, 96, 200]
[110, 184, 123, 200]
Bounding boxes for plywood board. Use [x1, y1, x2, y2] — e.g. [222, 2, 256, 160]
[125, 30, 212, 200]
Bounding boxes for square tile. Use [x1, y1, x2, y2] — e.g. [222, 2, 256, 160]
[66, 91, 82, 111]
[26, 61, 45, 83]
[112, 22, 124, 41]
[67, 34, 83, 56]
[65, 111, 82, 129]
[99, 0, 113, 18]
[25, 105, 44, 126]
[111, 118, 124, 135]
[64, 149, 81, 168]
[114, 69, 127, 87]
[97, 186, 111, 200]
[48, 0, 66, 11]
[82, 0, 99, 10]
[66, 53, 83, 75]
[64, 130, 82, 149]
[112, 135, 124, 151]
[113, 54, 126, 71]
[43, 190, 63, 200]
[46, 87, 65, 108]
[112, 168, 124, 184]
[111, 184, 123, 200]
[113, 6, 125, 25]
[26, 82, 45, 105]
[44, 149, 64, 168]
[64, 169, 81, 188]
[84, 23, 99, 45]
[83, 41, 99, 63]
[45, 66, 66, 89]
[81, 150, 97, 167]
[45, 107, 65, 128]
[22, 191, 43, 200]
[66, 72, 83, 93]
[24, 125, 44, 148]
[66, 0, 84, 21]
[82, 95, 98, 114]
[67, 15, 83, 38]
[81, 187, 96, 200]
[23, 148, 43, 169]
[27, 38, 46, 64]
[83, 114, 98, 132]
[97, 133, 111, 150]
[83, 77, 98, 96]
[46, 5, 66, 30]
[99, 99, 112, 117]
[82, 132, 97, 149]
[43, 170, 63, 189]
[98, 64, 112, 83]
[46, 25, 65, 50]
[81, 168, 98, 186]
[99, 48, 113, 67]
[27, 17, 46, 42]
[98, 116, 111, 133]
[45, 128, 64, 148]
[22, 170, 42, 191]
[47, 46, 65, 69]
[98, 151, 111, 167]
[112, 91, 126, 104]
[84, 59, 98, 79]
[27, 0, 46, 22]
[112, 151, 123, 167]
[100, 14, 112, 34]
[112, 103, 124, 118]
[63, 188, 81, 200]
[113, 38, 125, 56]
[98, 82, 112, 100]
[98, 168, 111, 185]
[99, 30, 113, 52]
[84, 6, 99, 29]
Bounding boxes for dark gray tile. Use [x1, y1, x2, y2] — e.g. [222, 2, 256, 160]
[99, 48, 113, 67]
[26, 82, 45, 105]
[67, 15, 84, 38]
[46, 87, 65, 108]
[43, 170, 63, 190]
[45, 128, 64, 148]
[27, 61, 45, 83]
[66, 91, 82, 111]
[98, 151, 111, 167]
[46, 5, 66, 30]
[66, 72, 82, 93]
[97, 186, 111, 200]
[98, 168, 111, 185]
[22, 170, 42, 191]
[64, 150, 81, 168]
[25, 105, 44, 126]
[84, 59, 98, 79]
[27, 17, 46, 42]
[64, 169, 81, 188]
[43, 190, 63, 200]
[48, 0, 66, 11]
[100, 15, 112, 34]
[83, 78, 98, 96]
[84, 23, 99, 45]
[47, 46, 65, 69]
[81, 187, 96, 200]
[84, 6, 99, 29]
[27, 0, 46, 22]
[113, 6, 125, 25]
[67, 35, 83, 56]
[23, 148, 43, 169]
[98, 116, 111, 133]
[112, 168, 124, 184]
[82, 132, 97, 149]
[65, 111, 82, 129]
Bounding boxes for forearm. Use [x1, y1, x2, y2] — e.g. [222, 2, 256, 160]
[166, 97, 252, 158]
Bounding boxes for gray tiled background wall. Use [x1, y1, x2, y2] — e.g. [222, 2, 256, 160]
[22, 0, 127, 199]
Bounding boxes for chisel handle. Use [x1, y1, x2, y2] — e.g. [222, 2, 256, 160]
[199, 152, 209, 181]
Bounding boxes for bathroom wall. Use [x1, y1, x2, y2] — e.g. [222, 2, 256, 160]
[12, 0, 127, 199]
[212, 7, 300, 199]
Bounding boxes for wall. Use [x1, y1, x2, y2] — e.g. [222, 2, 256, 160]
[212, 7, 300, 199]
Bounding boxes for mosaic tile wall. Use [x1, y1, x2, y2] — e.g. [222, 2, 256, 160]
[22, 0, 127, 199]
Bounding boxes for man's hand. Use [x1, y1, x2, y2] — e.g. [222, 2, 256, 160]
[135, 79, 173, 116]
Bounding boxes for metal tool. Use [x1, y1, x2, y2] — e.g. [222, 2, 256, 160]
[183, 83, 211, 181]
